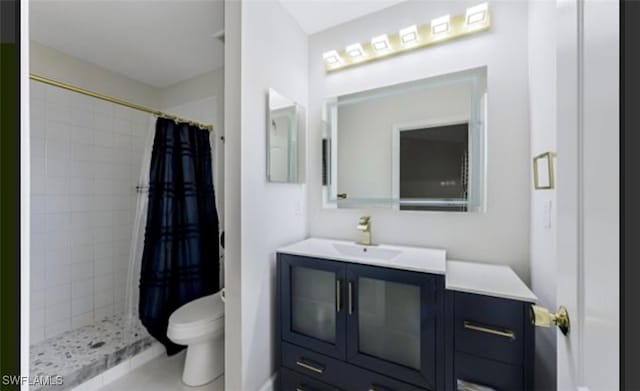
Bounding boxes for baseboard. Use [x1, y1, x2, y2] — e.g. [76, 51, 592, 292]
[258, 372, 278, 391]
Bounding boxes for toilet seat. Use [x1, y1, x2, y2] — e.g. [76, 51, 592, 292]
[168, 292, 225, 342]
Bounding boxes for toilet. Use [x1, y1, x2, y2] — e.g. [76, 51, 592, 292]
[167, 291, 225, 386]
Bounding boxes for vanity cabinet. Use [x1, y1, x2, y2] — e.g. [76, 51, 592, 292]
[278, 253, 445, 390]
[276, 243, 536, 391]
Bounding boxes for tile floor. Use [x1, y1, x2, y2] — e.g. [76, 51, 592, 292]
[98, 351, 224, 391]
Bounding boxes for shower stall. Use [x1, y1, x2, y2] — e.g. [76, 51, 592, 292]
[28, 74, 221, 390]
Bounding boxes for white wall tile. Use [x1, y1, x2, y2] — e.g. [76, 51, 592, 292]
[31, 80, 149, 339]
[72, 297, 93, 317]
[46, 103, 71, 124]
[71, 261, 93, 282]
[45, 284, 71, 306]
[94, 258, 112, 276]
[31, 213, 47, 234]
[72, 279, 93, 299]
[45, 263, 71, 286]
[45, 318, 71, 338]
[45, 301, 71, 323]
[72, 312, 94, 329]
[94, 304, 114, 320]
[45, 176, 69, 195]
[46, 121, 71, 142]
[30, 326, 45, 345]
[46, 158, 69, 178]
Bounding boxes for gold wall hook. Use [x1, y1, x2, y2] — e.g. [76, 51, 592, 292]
[531, 305, 570, 335]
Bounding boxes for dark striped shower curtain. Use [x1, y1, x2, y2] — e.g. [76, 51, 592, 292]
[139, 117, 220, 355]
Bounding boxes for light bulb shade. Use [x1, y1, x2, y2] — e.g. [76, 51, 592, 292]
[371, 34, 391, 52]
[346, 43, 365, 58]
[431, 15, 451, 35]
[323, 50, 342, 65]
[399, 25, 419, 46]
[465, 3, 489, 26]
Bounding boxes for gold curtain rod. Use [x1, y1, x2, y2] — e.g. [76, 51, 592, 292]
[30, 74, 214, 132]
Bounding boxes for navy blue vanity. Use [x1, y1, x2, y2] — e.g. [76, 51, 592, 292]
[276, 239, 537, 391]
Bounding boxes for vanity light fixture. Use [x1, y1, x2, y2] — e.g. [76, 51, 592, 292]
[323, 50, 343, 66]
[399, 25, 419, 46]
[322, 2, 491, 73]
[431, 15, 451, 36]
[465, 2, 489, 27]
[371, 34, 391, 52]
[346, 43, 365, 58]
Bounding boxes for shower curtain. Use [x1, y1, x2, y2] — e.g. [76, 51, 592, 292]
[138, 117, 220, 355]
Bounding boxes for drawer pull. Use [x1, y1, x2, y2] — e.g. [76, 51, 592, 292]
[296, 385, 320, 391]
[457, 379, 497, 391]
[463, 320, 515, 339]
[296, 359, 325, 374]
[369, 384, 394, 391]
[336, 280, 341, 312]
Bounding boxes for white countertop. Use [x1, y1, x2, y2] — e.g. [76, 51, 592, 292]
[446, 260, 537, 302]
[277, 237, 447, 275]
[277, 238, 537, 303]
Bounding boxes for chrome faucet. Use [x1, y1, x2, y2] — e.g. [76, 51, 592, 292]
[356, 216, 374, 246]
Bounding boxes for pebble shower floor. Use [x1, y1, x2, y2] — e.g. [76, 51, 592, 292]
[30, 314, 154, 391]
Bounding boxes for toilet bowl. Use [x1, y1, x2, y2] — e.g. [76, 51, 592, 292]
[167, 291, 225, 386]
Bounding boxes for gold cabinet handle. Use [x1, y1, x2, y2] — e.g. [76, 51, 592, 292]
[296, 359, 325, 374]
[348, 281, 353, 315]
[463, 321, 515, 340]
[336, 280, 341, 312]
[457, 379, 497, 391]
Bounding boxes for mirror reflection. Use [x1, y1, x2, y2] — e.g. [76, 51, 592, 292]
[268, 89, 304, 183]
[324, 67, 487, 212]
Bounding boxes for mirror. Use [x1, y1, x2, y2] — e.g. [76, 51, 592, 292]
[268, 89, 305, 183]
[323, 67, 487, 212]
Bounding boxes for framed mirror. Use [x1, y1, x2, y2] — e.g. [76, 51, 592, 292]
[323, 67, 487, 212]
[267, 89, 305, 183]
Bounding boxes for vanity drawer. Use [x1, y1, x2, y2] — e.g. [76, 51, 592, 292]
[454, 352, 523, 391]
[280, 367, 342, 391]
[282, 342, 426, 391]
[282, 342, 346, 386]
[453, 292, 524, 364]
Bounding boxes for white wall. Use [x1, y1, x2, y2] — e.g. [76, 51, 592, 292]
[527, 1, 557, 390]
[30, 42, 160, 109]
[160, 70, 225, 227]
[234, 1, 309, 389]
[308, 1, 532, 280]
[29, 79, 151, 343]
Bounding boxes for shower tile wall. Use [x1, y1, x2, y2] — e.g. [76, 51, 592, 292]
[30, 80, 152, 344]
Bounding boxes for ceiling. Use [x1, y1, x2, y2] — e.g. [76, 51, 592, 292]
[279, 0, 407, 35]
[30, 0, 224, 88]
[30, 0, 405, 87]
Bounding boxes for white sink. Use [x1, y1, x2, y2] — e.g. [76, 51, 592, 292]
[277, 238, 447, 275]
[332, 243, 401, 261]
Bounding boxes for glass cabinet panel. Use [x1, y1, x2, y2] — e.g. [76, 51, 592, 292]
[357, 277, 421, 369]
[291, 266, 336, 343]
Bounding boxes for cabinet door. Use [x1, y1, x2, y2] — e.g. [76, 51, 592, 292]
[346, 264, 444, 390]
[280, 254, 347, 359]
